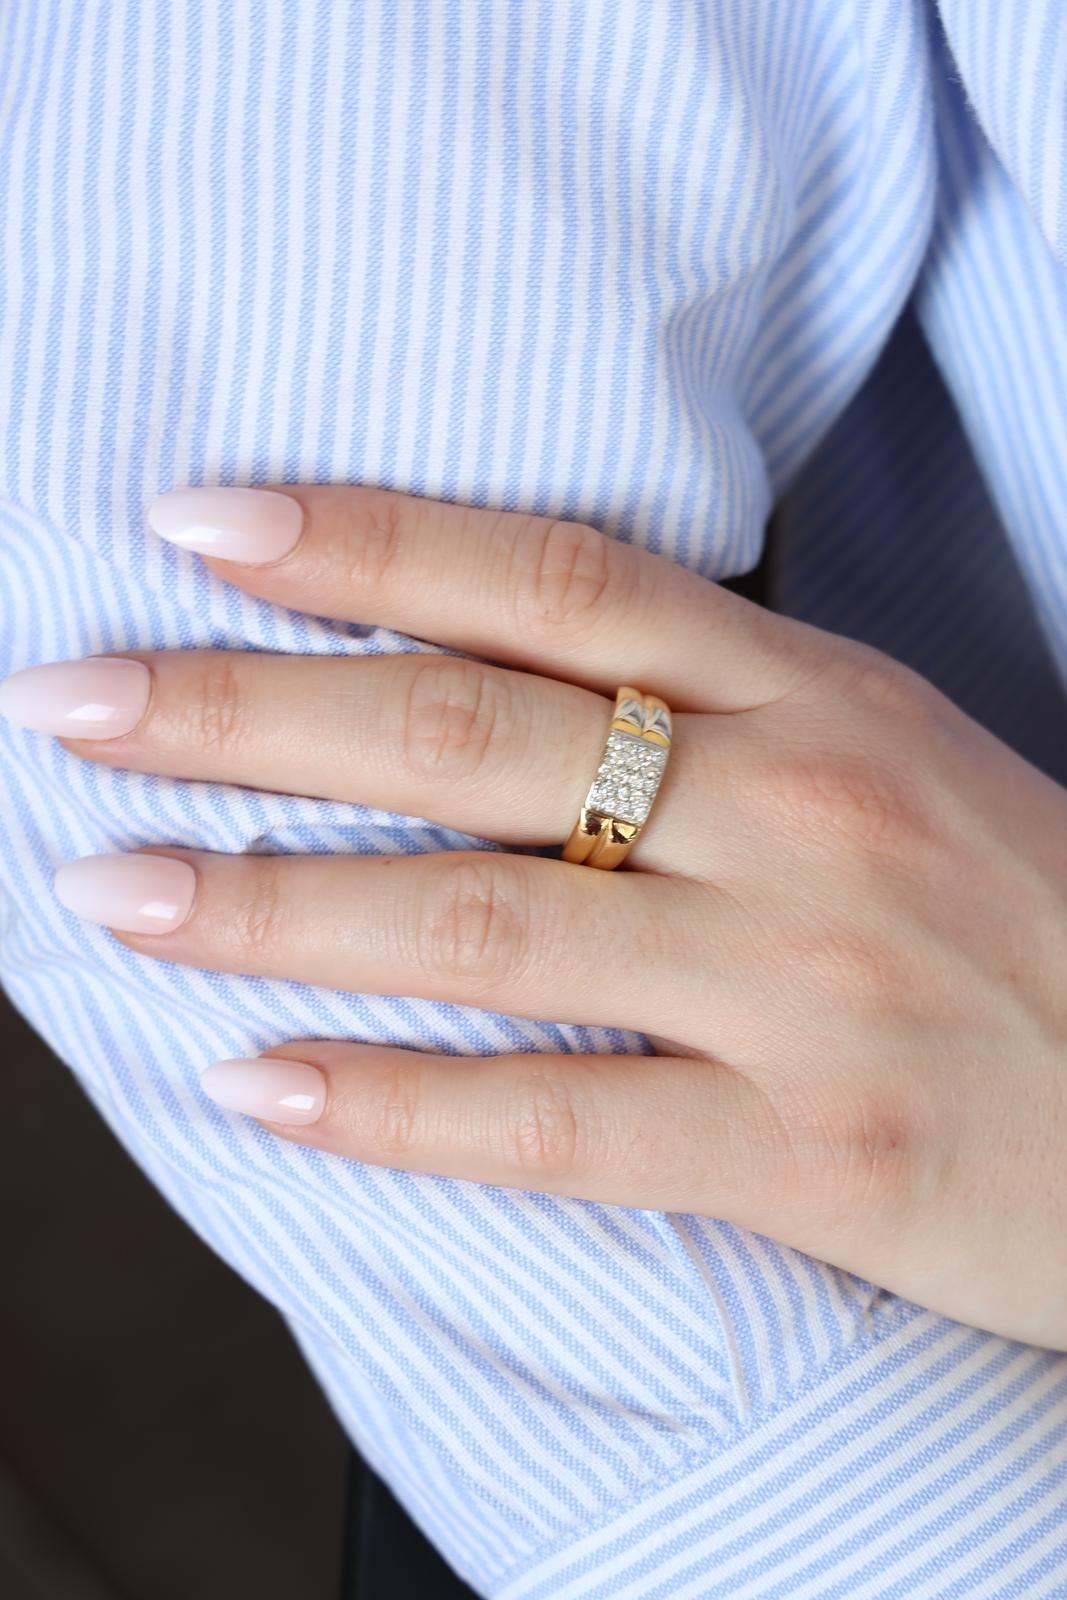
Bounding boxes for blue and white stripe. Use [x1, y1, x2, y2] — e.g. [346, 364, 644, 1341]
[1, 3, 1065, 1594]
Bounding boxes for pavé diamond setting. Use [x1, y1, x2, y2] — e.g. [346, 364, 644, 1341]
[562, 685, 672, 869]
[586, 730, 668, 825]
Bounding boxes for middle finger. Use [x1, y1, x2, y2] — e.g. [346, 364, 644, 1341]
[53, 846, 710, 1036]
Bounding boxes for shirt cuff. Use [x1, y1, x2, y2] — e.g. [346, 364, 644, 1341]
[495, 1302, 1067, 1599]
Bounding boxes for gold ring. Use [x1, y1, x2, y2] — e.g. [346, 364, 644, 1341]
[562, 686, 672, 870]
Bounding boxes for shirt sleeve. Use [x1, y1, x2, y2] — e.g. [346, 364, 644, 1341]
[1, 3, 1064, 1596]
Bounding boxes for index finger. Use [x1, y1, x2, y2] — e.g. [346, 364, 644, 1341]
[148, 485, 817, 711]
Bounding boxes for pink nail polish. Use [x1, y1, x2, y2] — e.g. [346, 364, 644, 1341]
[0, 657, 150, 739]
[147, 487, 304, 563]
[200, 1058, 326, 1125]
[54, 853, 196, 934]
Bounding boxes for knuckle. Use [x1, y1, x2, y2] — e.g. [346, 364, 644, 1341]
[759, 750, 929, 863]
[786, 924, 907, 1015]
[187, 654, 249, 757]
[415, 856, 528, 993]
[363, 1056, 423, 1164]
[807, 1085, 914, 1219]
[340, 489, 406, 593]
[401, 657, 507, 782]
[848, 652, 936, 724]
[816, 641, 932, 717]
[765, 1075, 914, 1223]
[506, 1071, 581, 1178]
[513, 517, 622, 639]
[233, 857, 287, 960]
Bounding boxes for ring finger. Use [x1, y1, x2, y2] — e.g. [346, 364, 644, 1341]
[4, 648, 701, 868]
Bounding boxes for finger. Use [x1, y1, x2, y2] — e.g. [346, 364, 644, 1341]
[147, 485, 818, 710]
[54, 848, 710, 1037]
[199, 1040, 790, 1219]
[44, 649, 612, 847]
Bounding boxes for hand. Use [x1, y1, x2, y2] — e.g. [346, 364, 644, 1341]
[6, 484, 1066, 1350]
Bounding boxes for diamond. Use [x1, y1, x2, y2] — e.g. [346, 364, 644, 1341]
[584, 730, 668, 824]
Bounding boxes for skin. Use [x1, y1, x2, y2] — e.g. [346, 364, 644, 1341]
[57, 485, 1067, 1349]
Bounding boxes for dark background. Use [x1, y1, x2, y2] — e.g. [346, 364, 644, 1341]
[0, 989, 348, 1600]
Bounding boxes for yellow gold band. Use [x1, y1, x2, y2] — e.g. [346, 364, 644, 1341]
[562, 686, 672, 870]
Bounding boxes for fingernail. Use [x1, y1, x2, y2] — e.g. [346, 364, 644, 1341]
[0, 657, 150, 739]
[147, 487, 304, 563]
[54, 853, 196, 934]
[200, 1058, 326, 1125]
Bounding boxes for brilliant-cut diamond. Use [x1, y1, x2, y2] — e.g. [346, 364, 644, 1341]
[585, 730, 668, 824]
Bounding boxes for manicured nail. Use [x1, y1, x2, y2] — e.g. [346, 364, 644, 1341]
[200, 1058, 326, 1125]
[0, 657, 150, 739]
[54, 853, 196, 934]
[147, 486, 304, 563]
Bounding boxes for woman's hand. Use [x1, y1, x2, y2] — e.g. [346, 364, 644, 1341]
[4, 484, 1066, 1350]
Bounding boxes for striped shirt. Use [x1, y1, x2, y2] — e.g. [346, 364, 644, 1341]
[2, 2, 1066, 1594]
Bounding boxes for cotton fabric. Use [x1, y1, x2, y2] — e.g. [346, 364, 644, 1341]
[2, 3, 1066, 1594]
